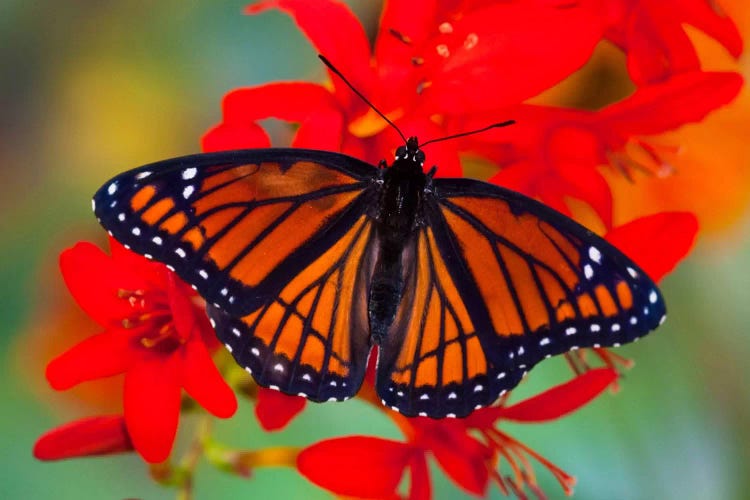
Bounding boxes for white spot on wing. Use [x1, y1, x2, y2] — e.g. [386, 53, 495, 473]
[198, 269, 209, 279]
[152, 236, 162, 245]
[273, 363, 284, 373]
[649, 290, 658, 304]
[182, 185, 195, 199]
[584, 264, 594, 279]
[251, 347, 260, 356]
[589, 246, 602, 264]
[175, 248, 186, 258]
[566, 327, 577, 336]
[540, 337, 550, 346]
[107, 182, 117, 195]
[627, 266, 638, 278]
[224, 343, 233, 353]
[182, 167, 197, 180]
[131, 227, 141, 236]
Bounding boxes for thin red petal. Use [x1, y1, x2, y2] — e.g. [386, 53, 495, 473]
[298, 436, 413, 498]
[407, 453, 432, 500]
[498, 368, 618, 423]
[34, 415, 133, 460]
[180, 340, 237, 418]
[606, 212, 699, 282]
[603, 72, 744, 135]
[255, 387, 306, 431]
[123, 356, 181, 463]
[246, 1, 373, 103]
[221, 83, 339, 124]
[46, 329, 136, 390]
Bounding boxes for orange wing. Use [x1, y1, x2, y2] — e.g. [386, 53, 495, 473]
[93, 149, 379, 317]
[208, 214, 376, 401]
[378, 178, 665, 418]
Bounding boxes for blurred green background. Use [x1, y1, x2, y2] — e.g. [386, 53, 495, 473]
[1, 1, 749, 499]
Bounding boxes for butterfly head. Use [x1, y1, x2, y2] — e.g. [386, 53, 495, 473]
[394, 136, 425, 167]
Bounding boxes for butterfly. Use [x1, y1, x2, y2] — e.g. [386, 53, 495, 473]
[92, 136, 666, 418]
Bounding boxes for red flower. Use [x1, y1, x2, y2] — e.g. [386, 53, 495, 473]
[43, 238, 237, 463]
[298, 369, 617, 499]
[204, 0, 606, 176]
[478, 71, 742, 227]
[604, 0, 743, 83]
[34, 415, 133, 461]
[606, 211, 699, 282]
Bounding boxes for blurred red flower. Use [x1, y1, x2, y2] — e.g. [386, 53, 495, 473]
[298, 369, 617, 499]
[477, 71, 742, 227]
[34, 415, 133, 461]
[41, 238, 237, 463]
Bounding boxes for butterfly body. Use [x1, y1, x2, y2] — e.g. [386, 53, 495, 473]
[370, 137, 429, 343]
[94, 143, 666, 418]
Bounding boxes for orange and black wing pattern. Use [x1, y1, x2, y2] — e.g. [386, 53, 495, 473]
[207, 213, 376, 401]
[92, 149, 379, 318]
[378, 178, 665, 417]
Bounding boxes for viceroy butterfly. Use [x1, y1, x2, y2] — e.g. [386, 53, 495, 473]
[92, 136, 665, 418]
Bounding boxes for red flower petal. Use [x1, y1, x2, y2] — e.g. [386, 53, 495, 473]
[298, 436, 414, 498]
[609, 0, 743, 83]
[422, 1, 604, 113]
[180, 339, 237, 418]
[407, 452, 432, 500]
[221, 83, 340, 124]
[123, 356, 181, 463]
[246, 0, 373, 104]
[603, 71, 744, 135]
[606, 212, 699, 282]
[34, 415, 133, 460]
[291, 109, 345, 151]
[45, 328, 136, 390]
[255, 387, 306, 431]
[498, 368, 618, 423]
[60, 242, 149, 328]
[202, 122, 270, 152]
[418, 421, 489, 495]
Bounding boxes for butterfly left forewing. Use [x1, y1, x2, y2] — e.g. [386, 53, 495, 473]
[93, 149, 379, 316]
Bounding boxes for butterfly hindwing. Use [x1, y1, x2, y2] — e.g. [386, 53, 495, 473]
[208, 213, 377, 401]
[376, 226, 519, 418]
[93, 149, 379, 317]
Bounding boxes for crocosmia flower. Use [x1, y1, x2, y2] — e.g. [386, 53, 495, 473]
[42, 238, 237, 462]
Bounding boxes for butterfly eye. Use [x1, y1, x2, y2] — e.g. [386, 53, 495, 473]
[416, 151, 425, 164]
[395, 146, 407, 159]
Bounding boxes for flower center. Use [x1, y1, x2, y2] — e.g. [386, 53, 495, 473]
[118, 288, 187, 353]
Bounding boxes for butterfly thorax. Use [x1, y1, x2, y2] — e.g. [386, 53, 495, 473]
[369, 137, 427, 344]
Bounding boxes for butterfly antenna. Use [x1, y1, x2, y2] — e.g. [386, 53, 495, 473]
[319, 55, 407, 144]
[421, 120, 516, 148]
